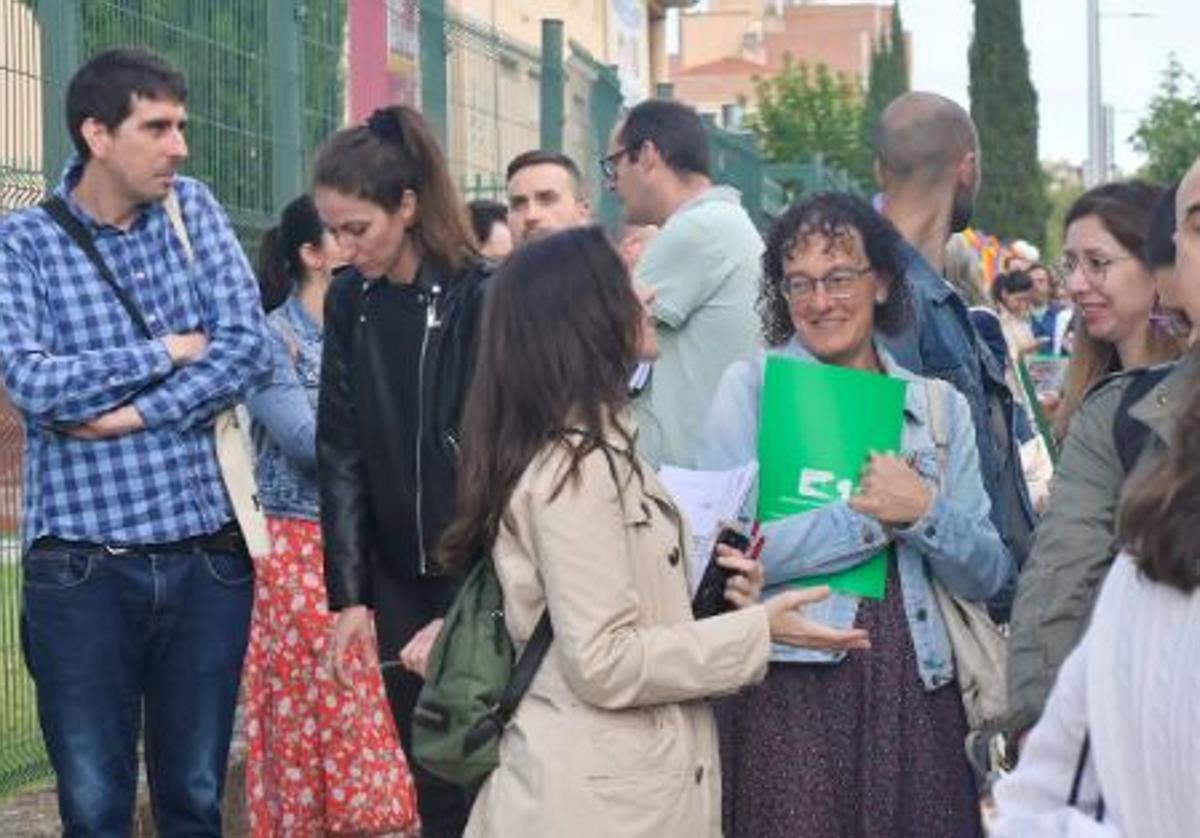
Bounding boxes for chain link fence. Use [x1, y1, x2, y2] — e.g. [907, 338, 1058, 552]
[0, 0, 49, 797]
[0, 0, 346, 799]
[444, 13, 541, 202]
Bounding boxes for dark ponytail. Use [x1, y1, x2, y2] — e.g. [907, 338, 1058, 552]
[255, 194, 325, 313]
[313, 105, 477, 275]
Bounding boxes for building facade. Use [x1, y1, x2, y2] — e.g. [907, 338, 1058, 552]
[670, 0, 907, 129]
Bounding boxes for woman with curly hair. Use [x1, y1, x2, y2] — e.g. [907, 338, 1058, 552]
[697, 192, 1015, 838]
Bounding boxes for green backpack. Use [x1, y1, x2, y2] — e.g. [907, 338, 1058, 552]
[412, 555, 552, 787]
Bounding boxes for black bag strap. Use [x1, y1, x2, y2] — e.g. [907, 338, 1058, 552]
[496, 610, 553, 720]
[1068, 733, 1107, 822]
[40, 196, 153, 340]
[462, 604, 553, 755]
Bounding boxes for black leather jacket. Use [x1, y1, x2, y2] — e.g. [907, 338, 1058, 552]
[318, 259, 488, 610]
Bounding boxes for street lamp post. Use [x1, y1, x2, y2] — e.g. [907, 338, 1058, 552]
[1087, 5, 1155, 186]
[1086, 0, 1103, 186]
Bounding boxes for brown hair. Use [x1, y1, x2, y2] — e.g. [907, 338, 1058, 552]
[1118, 372, 1200, 593]
[313, 106, 476, 275]
[438, 226, 643, 573]
[1054, 181, 1183, 440]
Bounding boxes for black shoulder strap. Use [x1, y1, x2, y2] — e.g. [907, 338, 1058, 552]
[1068, 732, 1107, 822]
[1113, 365, 1173, 474]
[462, 607, 553, 755]
[40, 196, 153, 340]
[495, 610, 553, 721]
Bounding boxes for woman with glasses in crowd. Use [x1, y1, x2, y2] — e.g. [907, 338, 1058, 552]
[1052, 182, 1182, 439]
[696, 192, 1014, 838]
[1006, 179, 1190, 756]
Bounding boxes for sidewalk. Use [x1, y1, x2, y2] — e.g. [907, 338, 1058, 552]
[0, 751, 248, 837]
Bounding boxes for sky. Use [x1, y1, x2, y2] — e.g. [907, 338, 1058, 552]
[883, 0, 1198, 172]
[670, 0, 1199, 173]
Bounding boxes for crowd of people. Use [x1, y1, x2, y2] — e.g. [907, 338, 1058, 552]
[0, 45, 1197, 838]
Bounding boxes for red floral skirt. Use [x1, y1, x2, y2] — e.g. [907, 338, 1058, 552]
[242, 516, 419, 836]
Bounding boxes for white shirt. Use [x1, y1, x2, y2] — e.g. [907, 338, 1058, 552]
[992, 554, 1200, 838]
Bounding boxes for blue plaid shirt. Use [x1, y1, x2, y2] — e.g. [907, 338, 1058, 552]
[0, 162, 270, 548]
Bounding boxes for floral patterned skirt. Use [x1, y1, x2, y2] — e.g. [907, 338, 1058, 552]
[242, 516, 420, 837]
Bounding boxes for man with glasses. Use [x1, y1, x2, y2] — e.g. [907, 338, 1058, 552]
[603, 99, 762, 467]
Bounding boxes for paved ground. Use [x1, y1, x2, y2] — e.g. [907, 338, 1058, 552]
[0, 752, 248, 837]
[0, 784, 60, 837]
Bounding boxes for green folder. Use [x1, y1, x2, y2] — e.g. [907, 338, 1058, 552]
[757, 356, 907, 599]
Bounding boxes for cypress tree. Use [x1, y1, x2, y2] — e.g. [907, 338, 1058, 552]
[889, 1, 908, 92]
[858, 3, 909, 183]
[968, 0, 1049, 246]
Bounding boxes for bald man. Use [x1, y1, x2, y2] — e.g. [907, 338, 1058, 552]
[875, 92, 1032, 595]
[1005, 156, 1200, 745]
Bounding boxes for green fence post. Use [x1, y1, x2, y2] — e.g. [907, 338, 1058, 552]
[740, 134, 765, 230]
[421, 0, 448, 144]
[591, 62, 623, 229]
[540, 19, 564, 153]
[269, 0, 303, 209]
[35, 0, 83, 185]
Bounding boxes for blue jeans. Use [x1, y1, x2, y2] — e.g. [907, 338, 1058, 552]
[21, 543, 253, 837]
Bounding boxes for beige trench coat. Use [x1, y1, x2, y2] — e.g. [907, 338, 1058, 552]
[465, 430, 770, 838]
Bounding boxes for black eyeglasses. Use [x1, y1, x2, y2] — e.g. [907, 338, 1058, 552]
[600, 147, 630, 181]
[782, 265, 873, 301]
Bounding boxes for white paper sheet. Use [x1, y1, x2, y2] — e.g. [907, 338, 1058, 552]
[657, 461, 758, 594]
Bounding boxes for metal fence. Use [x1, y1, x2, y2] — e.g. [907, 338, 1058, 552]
[0, 0, 347, 799]
[0, 0, 51, 797]
[444, 12, 541, 202]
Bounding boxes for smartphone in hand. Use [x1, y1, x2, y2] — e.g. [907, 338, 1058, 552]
[691, 522, 754, 620]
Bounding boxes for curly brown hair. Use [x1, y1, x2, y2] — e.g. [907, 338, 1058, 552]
[758, 192, 912, 346]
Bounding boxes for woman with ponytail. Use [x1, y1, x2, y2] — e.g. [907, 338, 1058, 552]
[313, 105, 489, 837]
[242, 195, 419, 835]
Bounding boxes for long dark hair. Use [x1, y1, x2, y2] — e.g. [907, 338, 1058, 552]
[1118, 373, 1200, 592]
[439, 226, 643, 572]
[257, 194, 324, 313]
[312, 105, 476, 275]
[759, 192, 911, 346]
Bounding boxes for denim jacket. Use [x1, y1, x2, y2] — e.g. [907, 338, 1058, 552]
[695, 339, 1015, 690]
[882, 242, 1034, 586]
[246, 295, 321, 521]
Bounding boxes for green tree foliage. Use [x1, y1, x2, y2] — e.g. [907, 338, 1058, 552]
[1131, 55, 1200, 185]
[858, 2, 909, 183]
[750, 55, 864, 180]
[968, 0, 1049, 246]
[887, 1, 909, 94]
[80, 1, 345, 242]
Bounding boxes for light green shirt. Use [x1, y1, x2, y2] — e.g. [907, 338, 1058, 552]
[634, 185, 762, 467]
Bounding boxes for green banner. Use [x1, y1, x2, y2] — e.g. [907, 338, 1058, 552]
[757, 356, 907, 599]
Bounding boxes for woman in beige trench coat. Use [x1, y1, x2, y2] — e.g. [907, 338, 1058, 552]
[439, 227, 871, 838]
